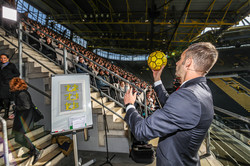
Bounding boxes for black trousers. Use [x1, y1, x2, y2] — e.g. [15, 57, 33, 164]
[14, 132, 35, 151]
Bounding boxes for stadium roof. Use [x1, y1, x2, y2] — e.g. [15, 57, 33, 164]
[25, 0, 250, 55]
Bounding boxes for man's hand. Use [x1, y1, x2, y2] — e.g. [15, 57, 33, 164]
[124, 88, 137, 105]
[152, 65, 165, 82]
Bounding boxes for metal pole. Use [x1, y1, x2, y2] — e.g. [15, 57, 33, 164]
[144, 91, 148, 118]
[82, 159, 96, 166]
[73, 131, 79, 166]
[0, 117, 9, 166]
[206, 130, 211, 156]
[18, 22, 23, 78]
[63, 47, 68, 74]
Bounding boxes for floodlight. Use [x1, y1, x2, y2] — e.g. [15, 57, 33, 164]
[2, 6, 17, 21]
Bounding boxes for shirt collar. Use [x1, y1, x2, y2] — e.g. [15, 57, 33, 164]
[180, 77, 206, 88]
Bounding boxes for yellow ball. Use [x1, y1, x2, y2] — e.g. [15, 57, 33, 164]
[147, 51, 167, 71]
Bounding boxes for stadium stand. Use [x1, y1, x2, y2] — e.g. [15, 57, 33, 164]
[1, 0, 249, 165]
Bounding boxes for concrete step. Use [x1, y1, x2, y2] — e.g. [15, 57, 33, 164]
[91, 96, 108, 108]
[0, 131, 51, 165]
[27, 72, 50, 79]
[106, 107, 123, 122]
[44, 148, 64, 166]
[17, 142, 61, 166]
[29, 66, 42, 73]
[90, 91, 100, 98]
[0, 116, 14, 139]
[0, 40, 4, 46]
[1, 138, 53, 166]
[14, 132, 52, 159]
[0, 126, 44, 153]
[16, 147, 64, 166]
[0, 45, 9, 50]
[93, 102, 115, 114]
[0, 119, 13, 133]
[0, 48, 15, 56]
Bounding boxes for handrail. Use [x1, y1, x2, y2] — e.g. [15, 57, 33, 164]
[22, 20, 149, 116]
[214, 106, 250, 124]
[0, 30, 57, 75]
[26, 82, 51, 99]
[14, 24, 130, 107]
[0, 117, 10, 166]
[20, 29, 60, 65]
[1, 20, 149, 118]
[22, 20, 144, 91]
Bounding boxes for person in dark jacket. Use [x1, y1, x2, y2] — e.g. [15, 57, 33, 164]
[96, 69, 111, 96]
[9, 77, 41, 165]
[76, 56, 88, 73]
[0, 53, 20, 119]
[124, 42, 218, 166]
[29, 27, 41, 51]
[96, 69, 109, 89]
[41, 37, 57, 61]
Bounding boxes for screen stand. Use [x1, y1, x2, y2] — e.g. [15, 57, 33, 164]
[72, 130, 96, 166]
[99, 89, 115, 166]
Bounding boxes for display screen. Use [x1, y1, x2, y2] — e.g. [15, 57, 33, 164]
[2, 6, 17, 21]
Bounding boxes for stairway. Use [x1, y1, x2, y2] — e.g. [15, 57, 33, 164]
[91, 90, 128, 147]
[210, 123, 250, 166]
[0, 29, 129, 165]
[0, 109, 64, 166]
[210, 78, 250, 111]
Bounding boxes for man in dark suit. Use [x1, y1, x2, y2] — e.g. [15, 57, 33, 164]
[124, 42, 218, 166]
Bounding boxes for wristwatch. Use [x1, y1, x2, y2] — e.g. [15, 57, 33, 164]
[125, 103, 133, 107]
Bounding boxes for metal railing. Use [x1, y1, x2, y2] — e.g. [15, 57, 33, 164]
[0, 24, 128, 121]
[214, 106, 250, 124]
[5, 21, 248, 163]
[19, 20, 149, 117]
[0, 117, 9, 166]
[2, 21, 234, 160]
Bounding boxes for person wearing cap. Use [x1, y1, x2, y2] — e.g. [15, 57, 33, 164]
[0, 53, 20, 119]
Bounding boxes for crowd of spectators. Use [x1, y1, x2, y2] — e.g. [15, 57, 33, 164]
[13, 16, 162, 115]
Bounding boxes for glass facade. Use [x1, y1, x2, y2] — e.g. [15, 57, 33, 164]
[93, 49, 148, 61]
[16, 0, 87, 47]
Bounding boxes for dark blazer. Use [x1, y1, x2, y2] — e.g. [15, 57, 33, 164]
[96, 74, 108, 89]
[0, 62, 20, 99]
[125, 77, 214, 166]
[76, 62, 88, 73]
[12, 90, 34, 134]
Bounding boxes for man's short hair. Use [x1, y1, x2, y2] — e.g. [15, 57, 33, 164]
[184, 42, 218, 73]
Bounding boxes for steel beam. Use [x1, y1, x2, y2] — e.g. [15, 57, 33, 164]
[84, 36, 189, 43]
[168, 0, 192, 49]
[56, 0, 71, 22]
[237, 0, 250, 13]
[58, 20, 234, 26]
[126, 0, 131, 22]
[221, 0, 233, 25]
[184, 0, 192, 23]
[190, 0, 216, 42]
